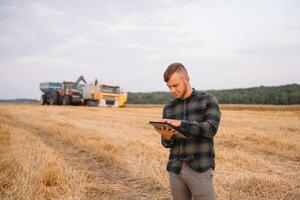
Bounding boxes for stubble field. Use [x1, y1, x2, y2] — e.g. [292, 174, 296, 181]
[0, 104, 299, 200]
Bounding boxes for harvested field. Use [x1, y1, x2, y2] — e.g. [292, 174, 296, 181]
[0, 104, 299, 200]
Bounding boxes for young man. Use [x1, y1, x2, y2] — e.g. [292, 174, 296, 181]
[155, 63, 221, 200]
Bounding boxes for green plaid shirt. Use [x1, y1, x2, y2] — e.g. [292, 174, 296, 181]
[161, 89, 221, 174]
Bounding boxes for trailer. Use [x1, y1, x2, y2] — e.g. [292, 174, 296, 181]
[40, 82, 61, 105]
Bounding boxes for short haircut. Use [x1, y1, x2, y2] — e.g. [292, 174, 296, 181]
[163, 63, 189, 82]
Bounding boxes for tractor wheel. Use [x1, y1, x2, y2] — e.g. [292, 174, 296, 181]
[62, 96, 70, 105]
[40, 94, 46, 105]
[57, 94, 62, 105]
[49, 96, 54, 105]
[50, 94, 58, 105]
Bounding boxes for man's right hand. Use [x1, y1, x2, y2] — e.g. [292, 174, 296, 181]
[154, 126, 175, 141]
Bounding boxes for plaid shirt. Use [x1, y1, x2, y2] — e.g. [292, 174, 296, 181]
[161, 89, 221, 174]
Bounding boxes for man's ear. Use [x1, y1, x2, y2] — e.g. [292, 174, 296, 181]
[183, 75, 190, 83]
[186, 76, 190, 82]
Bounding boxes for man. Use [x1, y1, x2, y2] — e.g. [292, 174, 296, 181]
[155, 63, 221, 200]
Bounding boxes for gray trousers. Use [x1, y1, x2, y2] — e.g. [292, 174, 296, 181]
[168, 163, 215, 200]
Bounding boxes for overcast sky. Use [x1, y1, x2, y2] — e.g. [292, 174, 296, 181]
[0, 0, 299, 99]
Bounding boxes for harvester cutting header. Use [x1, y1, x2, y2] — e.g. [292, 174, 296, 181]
[39, 76, 127, 107]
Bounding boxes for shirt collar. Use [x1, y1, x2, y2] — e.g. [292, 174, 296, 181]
[176, 88, 196, 101]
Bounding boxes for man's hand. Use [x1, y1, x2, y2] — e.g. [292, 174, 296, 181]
[154, 126, 175, 141]
[163, 119, 182, 127]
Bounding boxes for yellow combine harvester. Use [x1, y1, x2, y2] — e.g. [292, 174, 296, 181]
[82, 81, 127, 107]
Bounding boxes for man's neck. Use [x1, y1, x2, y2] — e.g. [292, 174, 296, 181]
[182, 86, 193, 100]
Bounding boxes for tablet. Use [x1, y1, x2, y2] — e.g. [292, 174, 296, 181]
[149, 121, 187, 139]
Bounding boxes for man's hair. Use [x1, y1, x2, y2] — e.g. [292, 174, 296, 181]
[163, 63, 189, 82]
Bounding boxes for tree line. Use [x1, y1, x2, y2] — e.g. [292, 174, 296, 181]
[127, 84, 300, 105]
[0, 99, 39, 103]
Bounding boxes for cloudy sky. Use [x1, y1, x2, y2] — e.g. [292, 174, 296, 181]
[0, 0, 299, 99]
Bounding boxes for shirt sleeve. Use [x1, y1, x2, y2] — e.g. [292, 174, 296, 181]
[161, 106, 175, 148]
[180, 94, 221, 139]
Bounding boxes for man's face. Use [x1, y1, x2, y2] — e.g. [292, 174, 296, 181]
[166, 72, 187, 99]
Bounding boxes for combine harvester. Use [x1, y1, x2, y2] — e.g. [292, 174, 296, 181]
[82, 80, 127, 107]
[39, 76, 127, 107]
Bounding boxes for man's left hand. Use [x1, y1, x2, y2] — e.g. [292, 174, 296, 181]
[164, 119, 182, 127]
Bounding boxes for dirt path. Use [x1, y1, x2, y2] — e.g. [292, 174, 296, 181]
[0, 111, 168, 200]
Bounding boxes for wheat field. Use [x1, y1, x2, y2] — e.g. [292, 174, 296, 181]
[0, 104, 299, 200]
